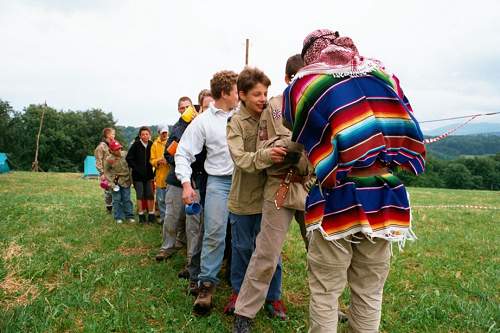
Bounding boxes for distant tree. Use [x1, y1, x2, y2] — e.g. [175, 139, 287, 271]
[0, 99, 15, 151]
[442, 163, 475, 189]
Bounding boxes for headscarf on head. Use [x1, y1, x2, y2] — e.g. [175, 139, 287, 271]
[297, 29, 384, 80]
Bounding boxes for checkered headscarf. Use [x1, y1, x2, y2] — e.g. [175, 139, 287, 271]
[302, 29, 359, 66]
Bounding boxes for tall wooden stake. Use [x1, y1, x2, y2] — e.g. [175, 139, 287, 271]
[245, 38, 249, 66]
[32, 101, 46, 172]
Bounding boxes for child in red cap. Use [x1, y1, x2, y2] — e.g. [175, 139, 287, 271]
[104, 140, 135, 224]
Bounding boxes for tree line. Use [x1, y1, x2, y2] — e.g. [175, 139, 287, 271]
[395, 154, 500, 190]
[0, 100, 119, 172]
[1, 99, 499, 190]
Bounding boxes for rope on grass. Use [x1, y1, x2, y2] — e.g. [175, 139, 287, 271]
[413, 204, 499, 210]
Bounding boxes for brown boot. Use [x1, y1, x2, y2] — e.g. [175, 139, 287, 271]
[155, 248, 177, 262]
[193, 281, 215, 315]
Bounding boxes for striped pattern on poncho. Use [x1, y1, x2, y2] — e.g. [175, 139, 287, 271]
[283, 68, 426, 242]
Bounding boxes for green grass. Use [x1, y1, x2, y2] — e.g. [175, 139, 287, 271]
[0, 171, 499, 332]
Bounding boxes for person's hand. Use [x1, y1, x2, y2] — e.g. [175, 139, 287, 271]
[157, 158, 167, 166]
[304, 174, 317, 192]
[270, 147, 288, 164]
[182, 182, 197, 205]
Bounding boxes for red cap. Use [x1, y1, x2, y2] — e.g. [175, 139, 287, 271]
[109, 140, 122, 151]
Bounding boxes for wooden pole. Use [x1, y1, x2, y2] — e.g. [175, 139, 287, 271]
[245, 38, 249, 66]
[32, 101, 46, 172]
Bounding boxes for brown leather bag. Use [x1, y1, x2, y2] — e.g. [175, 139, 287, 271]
[274, 169, 305, 209]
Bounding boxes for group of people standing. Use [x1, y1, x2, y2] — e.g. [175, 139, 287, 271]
[94, 28, 426, 333]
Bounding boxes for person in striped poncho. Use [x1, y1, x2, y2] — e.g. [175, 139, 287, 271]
[283, 29, 426, 332]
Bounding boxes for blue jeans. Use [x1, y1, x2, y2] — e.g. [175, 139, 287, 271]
[156, 187, 167, 222]
[230, 213, 282, 301]
[198, 175, 232, 284]
[111, 186, 134, 220]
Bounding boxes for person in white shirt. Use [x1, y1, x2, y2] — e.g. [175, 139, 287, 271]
[175, 70, 239, 315]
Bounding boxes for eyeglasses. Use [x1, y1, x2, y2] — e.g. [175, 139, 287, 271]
[301, 31, 340, 60]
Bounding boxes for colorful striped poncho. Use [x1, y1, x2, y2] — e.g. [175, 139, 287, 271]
[283, 65, 426, 244]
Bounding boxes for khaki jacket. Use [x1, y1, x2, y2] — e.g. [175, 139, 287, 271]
[94, 141, 110, 175]
[150, 136, 170, 188]
[226, 104, 267, 215]
[104, 151, 132, 188]
[256, 96, 312, 211]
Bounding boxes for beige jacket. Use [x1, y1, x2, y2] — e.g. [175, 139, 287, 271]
[256, 96, 312, 211]
[226, 104, 268, 215]
[94, 141, 110, 175]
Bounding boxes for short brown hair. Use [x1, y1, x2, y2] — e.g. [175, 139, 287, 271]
[177, 96, 192, 107]
[285, 54, 304, 80]
[210, 70, 238, 99]
[198, 89, 212, 106]
[138, 126, 151, 135]
[101, 127, 114, 140]
[237, 67, 271, 94]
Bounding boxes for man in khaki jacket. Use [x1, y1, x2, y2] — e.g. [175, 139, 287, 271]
[225, 67, 286, 317]
[233, 55, 314, 332]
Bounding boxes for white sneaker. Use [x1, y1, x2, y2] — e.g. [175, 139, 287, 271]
[116, 219, 123, 224]
[127, 218, 136, 223]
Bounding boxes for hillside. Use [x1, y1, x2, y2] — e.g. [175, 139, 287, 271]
[425, 134, 500, 159]
[422, 121, 500, 136]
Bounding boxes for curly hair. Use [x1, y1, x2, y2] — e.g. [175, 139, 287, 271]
[210, 70, 238, 99]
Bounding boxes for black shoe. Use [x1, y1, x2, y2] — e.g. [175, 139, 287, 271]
[106, 206, 113, 214]
[139, 214, 146, 223]
[188, 281, 199, 296]
[178, 268, 190, 280]
[233, 314, 252, 333]
[148, 213, 156, 224]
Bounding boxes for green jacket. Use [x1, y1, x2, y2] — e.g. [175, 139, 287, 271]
[104, 151, 132, 188]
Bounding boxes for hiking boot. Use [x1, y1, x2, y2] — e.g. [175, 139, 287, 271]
[138, 214, 146, 223]
[178, 268, 190, 280]
[264, 299, 287, 320]
[148, 213, 156, 224]
[233, 314, 252, 333]
[223, 292, 238, 315]
[115, 219, 123, 224]
[188, 281, 199, 296]
[155, 248, 177, 262]
[193, 281, 215, 315]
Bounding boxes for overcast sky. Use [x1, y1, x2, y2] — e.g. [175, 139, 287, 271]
[1, 0, 499, 131]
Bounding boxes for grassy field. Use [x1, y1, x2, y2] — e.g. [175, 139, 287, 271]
[0, 171, 498, 332]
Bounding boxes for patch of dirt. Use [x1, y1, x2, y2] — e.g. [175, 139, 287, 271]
[0, 272, 39, 309]
[75, 317, 84, 332]
[1, 242, 39, 309]
[3, 241, 23, 260]
[91, 286, 116, 303]
[117, 246, 149, 256]
[284, 290, 308, 305]
[139, 257, 150, 267]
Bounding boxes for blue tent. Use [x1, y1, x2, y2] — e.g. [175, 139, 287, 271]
[83, 156, 99, 178]
[0, 153, 10, 173]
